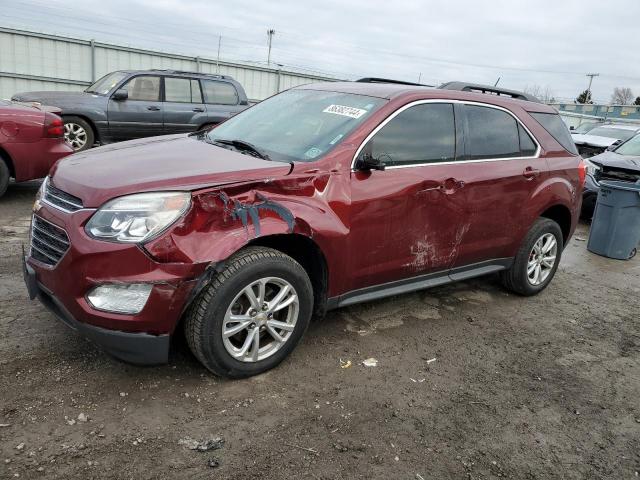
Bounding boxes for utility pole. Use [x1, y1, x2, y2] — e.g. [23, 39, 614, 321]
[418, 72, 422, 83]
[586, 73, 599, 102]
[267, 29, 276, 66]
[216, 35, 222, 73]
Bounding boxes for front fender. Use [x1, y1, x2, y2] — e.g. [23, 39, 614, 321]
[144, 172, 351, 295]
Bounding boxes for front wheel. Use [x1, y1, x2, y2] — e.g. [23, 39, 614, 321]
[63, 116, 94, 152]
[184, 247, 313, 378]
[500, 218, 563, 296]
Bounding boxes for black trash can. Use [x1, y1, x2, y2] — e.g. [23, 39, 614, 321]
[587, 180, 640, 260]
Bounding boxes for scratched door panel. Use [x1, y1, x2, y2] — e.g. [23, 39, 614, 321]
[348, 165, 467, 292]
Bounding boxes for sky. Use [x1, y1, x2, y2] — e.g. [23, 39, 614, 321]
[3, 0, 640, 103]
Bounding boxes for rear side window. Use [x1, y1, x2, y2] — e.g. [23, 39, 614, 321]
[465, 105, 523, 159]
[164, 78, 202, 103]
[201, 80, 239, 105]
[367, 103, 456, 166]
[530, 112, 578, 155]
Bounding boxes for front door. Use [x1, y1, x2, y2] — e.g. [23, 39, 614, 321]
[163, 76, 207, 134]
[107, 75, 163, 141]
[348, 102, 469, 292]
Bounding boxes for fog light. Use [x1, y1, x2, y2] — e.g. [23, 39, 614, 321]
[86, 284, 153, 314]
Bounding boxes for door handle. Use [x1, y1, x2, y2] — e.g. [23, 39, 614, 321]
[192, 107, 205, 112]
[147, 106, 161, 111]
[522, 166, 541, 179]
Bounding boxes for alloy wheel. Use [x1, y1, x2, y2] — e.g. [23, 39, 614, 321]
[527, 233, 558, 286]
[64, 122, 88, 150]
[222, 277, 299, 363]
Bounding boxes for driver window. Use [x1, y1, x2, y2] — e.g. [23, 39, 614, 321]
[122, 76, 160, 102]
[366, 103, 456, 166]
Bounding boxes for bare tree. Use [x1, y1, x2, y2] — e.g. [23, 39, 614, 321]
[610, 87, 634, 105]
[524, 84, 556, 104]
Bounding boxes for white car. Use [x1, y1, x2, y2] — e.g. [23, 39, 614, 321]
[572, 123, 640, 157]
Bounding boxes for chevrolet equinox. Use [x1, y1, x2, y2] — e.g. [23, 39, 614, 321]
[24, 81, 585, 378]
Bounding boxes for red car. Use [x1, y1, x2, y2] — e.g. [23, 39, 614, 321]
[0, 100, 73, 197]
[23, 81, 585, 378]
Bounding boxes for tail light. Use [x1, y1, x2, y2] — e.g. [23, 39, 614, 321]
[578, 158, 587, 187]
[43, 112, 64, 138]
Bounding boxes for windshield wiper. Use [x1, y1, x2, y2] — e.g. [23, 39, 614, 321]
[213, 138, 271, 161]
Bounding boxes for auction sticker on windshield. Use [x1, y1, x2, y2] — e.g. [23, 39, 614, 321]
[323, 104, 368, 119]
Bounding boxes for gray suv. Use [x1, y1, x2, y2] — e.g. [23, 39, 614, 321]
[12, 70, 250, 151]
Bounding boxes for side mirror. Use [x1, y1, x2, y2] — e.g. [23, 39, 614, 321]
[569, 126, 575, 131]
[112, 89, 128, 101]
[606, 140, 621, 151]
[355, 152, 386, 171]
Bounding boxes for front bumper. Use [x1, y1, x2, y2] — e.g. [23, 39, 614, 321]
[24, 205, 207, 364]
[24, 257, 170, 364]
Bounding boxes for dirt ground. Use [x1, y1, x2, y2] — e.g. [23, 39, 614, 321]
[1, 181, 638, 480]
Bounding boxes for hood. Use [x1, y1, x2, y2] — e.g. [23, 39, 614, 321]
[590, 150, 640, 174]
[10, 90, 102, 107]
[50, 134, 293, 208]
[571, 133, 619, 148]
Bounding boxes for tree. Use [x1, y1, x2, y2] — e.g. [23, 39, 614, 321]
[523, 84, 556, 104]
[634, 96, 640, 106]
[576, 89, 593, 104]
[610, 87, 634, 105]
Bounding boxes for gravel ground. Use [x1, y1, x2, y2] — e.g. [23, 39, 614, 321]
[1, 181, 639, 480]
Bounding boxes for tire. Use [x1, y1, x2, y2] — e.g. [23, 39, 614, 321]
[500, 218, 564, 296]
[63, 116, 95, 152]
[0, 160, 10, 198]
[184, 247, 313, 378]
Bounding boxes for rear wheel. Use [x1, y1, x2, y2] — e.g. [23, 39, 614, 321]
[63, 116, 94, 152]
[0, 160, 10, 197]
[500, 218, 563, 296]
[184, 247, 313, 378]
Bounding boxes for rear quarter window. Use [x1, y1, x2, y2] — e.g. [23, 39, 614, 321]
[530, 112, 578, 155]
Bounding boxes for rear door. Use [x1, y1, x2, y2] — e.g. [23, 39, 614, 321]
[107, 75, 163, 141]
[162, 77, 207, 134]
[348, 101, 470, 291]
[449, 103, 548, 268]
[200, 79, 245, 125]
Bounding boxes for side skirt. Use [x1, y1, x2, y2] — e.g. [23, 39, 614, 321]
[326, 258, 513, 310]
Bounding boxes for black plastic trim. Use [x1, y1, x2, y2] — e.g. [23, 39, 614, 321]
[327, 258, 513, 310]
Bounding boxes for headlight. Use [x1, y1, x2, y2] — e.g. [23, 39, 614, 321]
[584, 159, 601, 177]
[85, 192, 190, 243]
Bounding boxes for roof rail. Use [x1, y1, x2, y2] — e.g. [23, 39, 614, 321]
[356, 77, 434, 87]
[438, 81, 541, 103]
[148, 69, 228, 79]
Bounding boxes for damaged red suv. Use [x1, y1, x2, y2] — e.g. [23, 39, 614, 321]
[24, 80, 585, 378]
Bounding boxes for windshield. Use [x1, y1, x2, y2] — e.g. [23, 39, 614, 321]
[615, 134, 640, 156]
[206, 89, 386, 162]
[85, 71, 128, 95]
[586, 127, 636, 141]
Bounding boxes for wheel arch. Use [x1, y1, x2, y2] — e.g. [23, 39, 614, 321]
[539, 203, 572, 245]
[247, 233, 329, 318]
[0, 146, 15, 178]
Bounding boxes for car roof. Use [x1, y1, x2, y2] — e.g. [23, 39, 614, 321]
[295, 81, 556, 113]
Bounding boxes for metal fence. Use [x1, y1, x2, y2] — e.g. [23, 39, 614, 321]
[0, 27, 340, 101]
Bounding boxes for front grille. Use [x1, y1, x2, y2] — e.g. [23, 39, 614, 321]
[43, 180, 83, 212]
[30, 216, 70, 267]
[597, 168, 640, 184]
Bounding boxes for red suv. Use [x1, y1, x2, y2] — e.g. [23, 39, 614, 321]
[23, 81, 585, 378]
